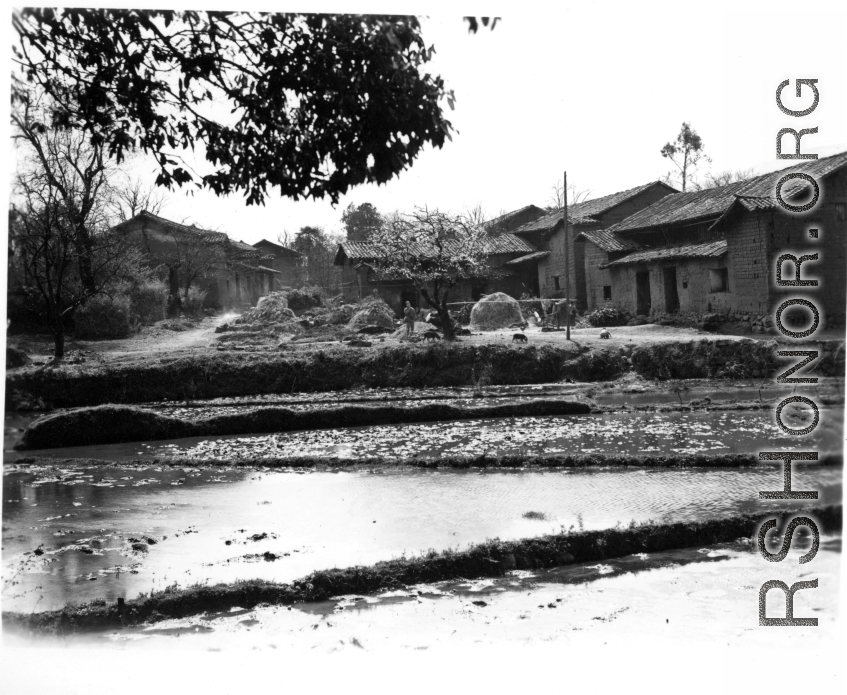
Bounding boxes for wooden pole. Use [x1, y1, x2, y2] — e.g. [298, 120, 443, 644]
[562, 171, 571, 340]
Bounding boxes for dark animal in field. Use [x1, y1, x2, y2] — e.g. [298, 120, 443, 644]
[512, 333, 528, 343]
[422, 330, 441, 341]
[600, 329, 611, 339]
[455, 327, 471, 336]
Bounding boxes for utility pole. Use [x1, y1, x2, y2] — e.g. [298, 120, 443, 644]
[562, 170, 571, 340]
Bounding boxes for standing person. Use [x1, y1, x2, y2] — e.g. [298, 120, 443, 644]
[554, 298, 569, 329]
[403, 301, 416, 336]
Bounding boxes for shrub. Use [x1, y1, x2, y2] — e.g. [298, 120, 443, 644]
[328, 304, 358, 325]
[286, 286, 325, 313]
[585, 307, 628, 327]
[74, 294, 133, 339]
[129, 281, 168, 325]
[183, 286, 207, 316]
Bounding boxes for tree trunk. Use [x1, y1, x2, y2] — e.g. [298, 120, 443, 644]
[52, 310, 65, 359]
[168, 265, 183, 317]
[438, 303, 456, 340]
[73, 219, 98, 295]
[420, 287, 457, 340]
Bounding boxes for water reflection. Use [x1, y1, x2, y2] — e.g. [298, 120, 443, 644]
[3, 464, 841, 613]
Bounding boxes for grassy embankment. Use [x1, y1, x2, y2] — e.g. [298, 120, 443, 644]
[17, 399, 591, 449]
[8, 338, 842, 411]
[4, 505, 840, 636]
[19, 394, 822, 450]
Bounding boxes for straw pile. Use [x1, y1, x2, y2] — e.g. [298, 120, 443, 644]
[470, 292, 523, 331]
[234, 292, 296, 325]
[348, 299, 396, 330]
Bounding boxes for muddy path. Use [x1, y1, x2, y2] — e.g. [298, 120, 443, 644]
[8, 313, 235, 364]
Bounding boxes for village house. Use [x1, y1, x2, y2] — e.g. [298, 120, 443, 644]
[251, 238, 304, 290]
[333, 232, 537, 314]
[110, 210, 281, 309]
[511, 181, 678, 309]
[576, 150, 847, 329]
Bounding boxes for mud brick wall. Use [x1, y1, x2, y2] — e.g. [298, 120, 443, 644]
[725, 209, 773, 315]
[582, 242, 615, 311]
[767, 167, 847, 327]
[538, 184, 675, 304]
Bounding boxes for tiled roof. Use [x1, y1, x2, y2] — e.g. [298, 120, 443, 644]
[611, 150, 847, 233]
[227, 239, 273, 262]
[230, 239, 259, 252]
[513, 181, 677, 234]
[114, 210, 230, 244]
[599, 240, 727, 268]
[504, 250, 550, 266]
[253, 239, 303, 257]
[335, 233, 534, 263]
[484, 205, 545, 231]
[230, 260, 279, 274]
[575, 229, 641, 253]
[709, 151, 847, 229]
[485, 233, 536, 254]
[734, 150, 847, 199]
[607, 182, 753, 232]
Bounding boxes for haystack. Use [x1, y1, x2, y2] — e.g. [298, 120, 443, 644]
[348, 299, 396, 331]
[234, 292, 295, 325]
[470, 292, 524, 331]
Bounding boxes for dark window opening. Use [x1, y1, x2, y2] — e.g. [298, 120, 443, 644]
[603, 285, 612, 300]
[709, 268, 729, 293]
[682, 279, 688, 289]
[553, 276, 560, 290]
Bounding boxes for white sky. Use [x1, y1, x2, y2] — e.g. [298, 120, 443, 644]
[6, 0, 847, 246]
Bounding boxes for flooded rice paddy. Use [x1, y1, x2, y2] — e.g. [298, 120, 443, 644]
[3, 381, 843, 617]
[6, 407, 843, 462]
[2, 463, 841, 613]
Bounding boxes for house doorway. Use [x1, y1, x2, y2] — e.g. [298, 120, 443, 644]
[635, 271, 651, 316]
[663, 267, 680, 313]
[471, 280, 487, 301]
[400, 288, 419, 310]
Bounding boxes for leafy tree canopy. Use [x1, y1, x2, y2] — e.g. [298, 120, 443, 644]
[12, 10, 455, 206]
[660, 121, 711, 192]
[293, 225, 327, 254]
[368, 207, 492, 339]
[341, 202, 383, 241]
